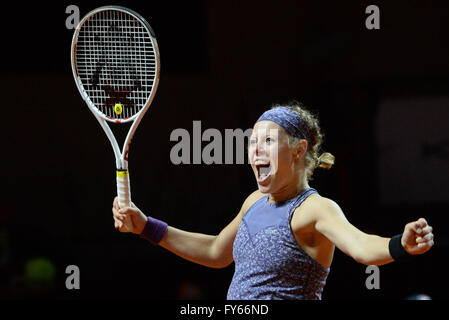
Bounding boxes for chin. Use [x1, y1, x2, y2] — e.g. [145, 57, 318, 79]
[256, 181, 274, 194]
[257, 186, 270, 194]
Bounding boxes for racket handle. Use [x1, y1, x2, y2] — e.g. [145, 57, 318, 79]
[116, 170, 133, 232]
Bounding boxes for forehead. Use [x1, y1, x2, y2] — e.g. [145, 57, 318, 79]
[252, 120, 286, 136]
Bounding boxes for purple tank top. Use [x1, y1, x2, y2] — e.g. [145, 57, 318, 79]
[227, 188, 330, 300]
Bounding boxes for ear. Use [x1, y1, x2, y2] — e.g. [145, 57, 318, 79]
[293, 140, 308, 160]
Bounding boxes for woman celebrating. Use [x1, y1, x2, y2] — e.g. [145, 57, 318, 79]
[112, 102, 434, 300]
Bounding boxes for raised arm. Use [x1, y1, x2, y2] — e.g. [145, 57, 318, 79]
[112, 190, 264, 269]
[313, 197, 434, 266]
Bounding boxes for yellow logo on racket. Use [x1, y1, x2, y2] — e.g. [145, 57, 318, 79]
[116, 170, 129, 178]
[114, 103, 123, 115]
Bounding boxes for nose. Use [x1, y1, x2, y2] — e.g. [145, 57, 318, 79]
[255, 140, 266, 156]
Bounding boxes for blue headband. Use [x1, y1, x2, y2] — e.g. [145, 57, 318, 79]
[256, 107, 308, 141]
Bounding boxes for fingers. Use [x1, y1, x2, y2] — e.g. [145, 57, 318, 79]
[112, 206, 125, 229]
[416, 232, 434, 243]
[114, 219, 123, 230]
[415, 218, 428, 232]
[422, 225, 433, 235]
[112, 205, 138, 230]
[418, 217, 428, 226]
[414, 219, 434, 250]
[417, 239, 434, 249]
[113, 196, 119, 209]
[112, 198, 141, 232]
[409, 218, 429, 235]
[415, 225, 432, 236]
[112, 198, 133, 218]
[112, 196, 134, 212]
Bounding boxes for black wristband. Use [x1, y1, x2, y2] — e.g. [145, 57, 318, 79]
[389, 234, 412, 262]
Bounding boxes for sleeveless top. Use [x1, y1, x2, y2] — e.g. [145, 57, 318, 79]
[227, 188, 330, 300]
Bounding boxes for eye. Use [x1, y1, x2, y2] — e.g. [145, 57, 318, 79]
[249, 139, 257, 145]
[266, 137, 274, 144]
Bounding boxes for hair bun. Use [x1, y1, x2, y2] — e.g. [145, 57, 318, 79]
[317, 152, 335, 170]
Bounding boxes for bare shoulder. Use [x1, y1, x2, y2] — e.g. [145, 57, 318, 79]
[296, 194, 346, 222]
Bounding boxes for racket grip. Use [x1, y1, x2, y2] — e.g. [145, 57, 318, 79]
[117, 170, 131, 207]
[116, 170, 133, 231]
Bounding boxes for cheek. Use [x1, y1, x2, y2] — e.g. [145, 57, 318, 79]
[269, 145, 290, 167]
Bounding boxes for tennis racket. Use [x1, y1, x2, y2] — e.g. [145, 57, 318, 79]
[71, 6, 160, 231]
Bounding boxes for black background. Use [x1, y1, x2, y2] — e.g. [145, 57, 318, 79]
[0, 0, 448, 300]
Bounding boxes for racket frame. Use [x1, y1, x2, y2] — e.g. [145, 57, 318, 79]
[70, 5, 160, 171]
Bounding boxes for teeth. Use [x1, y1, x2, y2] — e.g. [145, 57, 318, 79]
[254, 160, 271, 178]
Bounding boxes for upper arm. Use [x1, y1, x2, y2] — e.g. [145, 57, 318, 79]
[211, 190, 265, 267]
[313, 197, 368, 262]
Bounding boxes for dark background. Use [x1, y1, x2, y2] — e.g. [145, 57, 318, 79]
[0, 0, 448, 300]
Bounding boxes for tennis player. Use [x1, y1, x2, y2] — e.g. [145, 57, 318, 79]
[112, 102, 435, 299]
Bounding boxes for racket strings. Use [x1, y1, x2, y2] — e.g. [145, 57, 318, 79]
[75, 9, 157, 120]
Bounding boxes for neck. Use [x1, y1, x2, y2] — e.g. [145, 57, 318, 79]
[268, 177, 309, 203]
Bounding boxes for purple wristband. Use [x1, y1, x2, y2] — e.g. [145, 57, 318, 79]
[139, 216, 168, 245]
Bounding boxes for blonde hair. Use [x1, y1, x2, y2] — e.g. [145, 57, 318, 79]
[271, 101, 335, 180]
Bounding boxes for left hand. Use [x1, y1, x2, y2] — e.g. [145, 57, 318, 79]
[402, 218, 434, 255]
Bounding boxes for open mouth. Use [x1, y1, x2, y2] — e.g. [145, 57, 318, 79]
[255, 161, 271, 183]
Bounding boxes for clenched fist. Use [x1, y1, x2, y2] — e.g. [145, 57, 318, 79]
[402, 218, 434, 255]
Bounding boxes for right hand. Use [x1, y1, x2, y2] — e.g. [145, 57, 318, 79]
[112, 197, 147, 234]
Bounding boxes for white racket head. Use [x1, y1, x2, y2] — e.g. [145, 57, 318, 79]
[71, 6, 160, 124]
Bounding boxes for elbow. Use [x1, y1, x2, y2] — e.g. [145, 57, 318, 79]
[351, 246, 372, 266]
[354, 256, 385, 266]
[207, 259, 233, 269]
[352, 248, 385, 266]
[218, 259, 233, 269]
[351, 234, 391, 266]
[211, 255, 234, 269]
[354, 255, 372, 266]
[208, 235, 234, 269]
[351, 234, 377, 265]
[354, 254, 390, 266]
